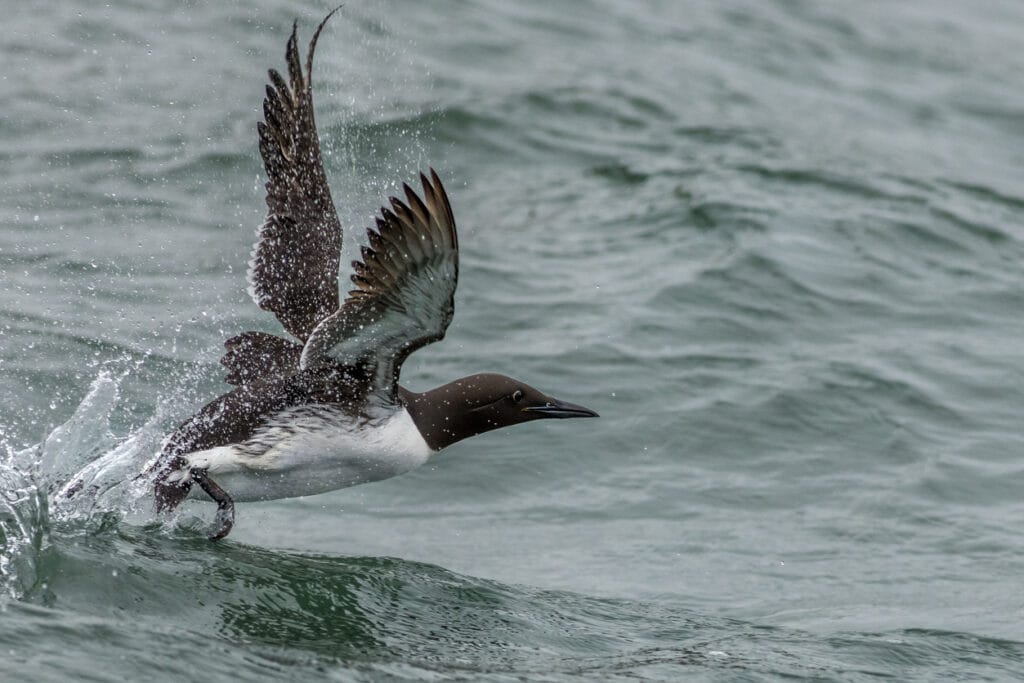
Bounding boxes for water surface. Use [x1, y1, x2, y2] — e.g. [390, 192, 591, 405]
[2, 1, 1023, 680]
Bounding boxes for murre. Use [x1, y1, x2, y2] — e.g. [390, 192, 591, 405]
[150, 10, 598, 540]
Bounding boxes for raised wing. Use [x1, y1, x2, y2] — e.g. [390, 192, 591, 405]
[220, 331, 303, 385]
[247, 10, 343, 342]
[300, 169, 458, 403]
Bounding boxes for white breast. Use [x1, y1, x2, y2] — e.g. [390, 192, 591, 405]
[181, 406, 433, 502]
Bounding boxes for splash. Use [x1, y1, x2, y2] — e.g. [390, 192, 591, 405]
[0, 446, 46, 599]
[0, 368, 170, 598]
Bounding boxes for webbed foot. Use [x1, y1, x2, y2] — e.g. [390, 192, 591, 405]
[192, 468, 235, 541]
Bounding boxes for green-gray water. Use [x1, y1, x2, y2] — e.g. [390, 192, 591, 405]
[2, 1, 1023, 680]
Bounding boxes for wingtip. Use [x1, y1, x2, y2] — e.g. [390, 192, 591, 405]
[422, 168, 456, 245]
[429, 167, 443, 188]
[307, 4, 344, 80]
[285, 19, 303, 88]
[321, 4, 346, 30]
[402, 182, 417, 203]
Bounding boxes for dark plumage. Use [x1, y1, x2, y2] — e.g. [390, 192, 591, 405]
[148, 10, 597, 541]
[250, 10, 343, 341]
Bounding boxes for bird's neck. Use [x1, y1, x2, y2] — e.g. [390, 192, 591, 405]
[398, 383, 492, 452]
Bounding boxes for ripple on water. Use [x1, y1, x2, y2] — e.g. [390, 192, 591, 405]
[6, 525, 1024, 681]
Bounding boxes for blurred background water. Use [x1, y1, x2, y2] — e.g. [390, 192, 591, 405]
[2, 1, 1023, 680]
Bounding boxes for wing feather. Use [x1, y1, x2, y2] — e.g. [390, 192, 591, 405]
[247, 9, 344, 342]
[299, 170, 459, 403]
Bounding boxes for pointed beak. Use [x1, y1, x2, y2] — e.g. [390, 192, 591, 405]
[523, 397, 599, 419]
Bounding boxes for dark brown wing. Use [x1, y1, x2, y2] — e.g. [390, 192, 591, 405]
[299, 169, 459, 404]
[220, 331, 303, 385]
[247, 9, 343, 342]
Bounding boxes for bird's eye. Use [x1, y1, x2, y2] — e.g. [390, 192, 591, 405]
[511, 389, 524, 403]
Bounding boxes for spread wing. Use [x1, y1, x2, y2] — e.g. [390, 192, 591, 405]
[247, 9, 343, 342]
[299, 169, 458, 403]
[220, 331, 303, 385]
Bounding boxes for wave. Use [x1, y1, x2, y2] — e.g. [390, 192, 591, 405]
[0, 368, 176, 598]
[4, 521, 1023, 680]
